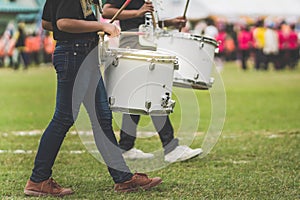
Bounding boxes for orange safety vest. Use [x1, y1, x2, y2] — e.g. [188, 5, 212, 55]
[43, 36, 55, 54]
[25, 36, 41, 53]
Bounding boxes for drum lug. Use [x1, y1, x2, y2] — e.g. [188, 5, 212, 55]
[199, 41, 204, 49]
[199, 37, 205, 49]
[112, 57, 119, 67]
[215, 47, 219, 54]
[149, 62, 155, 71]
[161, 92, 172, 107]
[174, 60, 179, 70]
[161, 92, 176, 112]
[169, 99, 176, 110]
[209, 77, 215, 86]
[109, 96, 115, 106]
[145, 101, 152, 110]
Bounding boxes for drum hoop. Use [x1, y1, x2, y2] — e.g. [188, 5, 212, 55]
[110, 106, 173, 115]
[117, 54, 176, 63]
[190, 35, 219, 47]
[110, 48, 177, 63]
[166, 32, 219, 47]
[173, 78, 212, 90]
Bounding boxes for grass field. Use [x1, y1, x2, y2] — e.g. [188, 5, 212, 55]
[0, 62, 299, 199]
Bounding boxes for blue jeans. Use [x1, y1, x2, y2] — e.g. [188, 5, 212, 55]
[30, 39, 133, 184]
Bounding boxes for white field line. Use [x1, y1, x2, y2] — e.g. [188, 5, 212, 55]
[231, 160, 250, 164]
[0, 149, 87, 154]
[12, 130, 42, 136]
[9, 130, 160, 137]
[2, 130, 286, 139]
[214, 159, 251, 164]
[2, 130, 209, 138]
[267, 134, 284, 139]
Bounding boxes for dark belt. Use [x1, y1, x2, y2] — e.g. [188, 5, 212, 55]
[56, 38, 98, 48]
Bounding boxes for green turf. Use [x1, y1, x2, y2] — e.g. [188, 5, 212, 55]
[0, 63, 299, 199]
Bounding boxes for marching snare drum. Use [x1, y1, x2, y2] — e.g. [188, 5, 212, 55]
[157, 32, 219, 89]
[104, 48, 178, 115]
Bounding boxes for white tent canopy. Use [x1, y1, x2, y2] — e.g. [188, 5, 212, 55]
[157, 0, 300, 20]
[156, 0, 208, 20]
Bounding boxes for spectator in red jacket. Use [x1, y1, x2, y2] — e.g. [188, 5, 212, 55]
[278, 21, 290, 70]
[237, 25, 253, 70]
[215, 24, 227, 71]
[288, 24, 299, 69]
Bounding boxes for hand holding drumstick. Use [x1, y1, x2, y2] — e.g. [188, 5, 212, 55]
[179, 0, 190, 32]
[163, 16, 187, 29]
[137, 1, 154, 17]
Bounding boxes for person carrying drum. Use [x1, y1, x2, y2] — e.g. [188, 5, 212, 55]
[102, 0, 203, 163]
[24, 0, 162, 197]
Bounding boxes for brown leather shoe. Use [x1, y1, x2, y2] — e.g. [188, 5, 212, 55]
[24, 178, 74, 197]
[114, 173, 162, 192]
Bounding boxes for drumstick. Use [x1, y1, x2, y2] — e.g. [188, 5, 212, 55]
[99, 0, 132, 39]
[110, 0, 132, 23]
[98, 31, 146, 36]
[179, 0, 190, 32]
[151, 12, 157, 28]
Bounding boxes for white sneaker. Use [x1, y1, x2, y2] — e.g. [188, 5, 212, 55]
[122, 148, 154, 160]
[164, 145, 203, 163]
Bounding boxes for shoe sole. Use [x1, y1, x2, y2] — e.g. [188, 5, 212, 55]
[178, 150, 203, 162]
[141, 178, 163, 190]
[24, 189, 74, 197]
[115, 178, 163, 193]
[165, 150, 203, 163]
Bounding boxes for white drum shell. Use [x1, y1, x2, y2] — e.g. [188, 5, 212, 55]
[157, 33, 218, 89]
[104, 49, 177, 115]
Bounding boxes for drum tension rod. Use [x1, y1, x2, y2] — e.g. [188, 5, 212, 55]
[145, 101, 152, 110]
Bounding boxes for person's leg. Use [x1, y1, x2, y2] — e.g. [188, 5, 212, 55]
[241, 50, 248, 70]
[283, 50, 290, 69]
[79, 50, 132, 182]
[290, 49, 298, 69]
[117, 35, 156, 157]
[119, 114, 140, 151]
[79, 46, 161, 190]
[257, 49, 265, 70]
[273, 53, 280, 70]
[269, 54, 277, 70]
[30, 43, 79, 183]
[254, 49, 260, 70]
[264, 54, 270, 70]
[151, 116, 202, 163]
[119, 114, 155, 159]
[21, 51, 29, 69]
[14, 52, 21, 70]
[151, 115, 178, 155]
[277, 50, 284, 70]
[0, 57, 3, 67]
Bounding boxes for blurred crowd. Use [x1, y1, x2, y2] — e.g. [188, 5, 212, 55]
[189, 17, 300, 71]
[0, 22, 55, 69]
[1, 17, 299, 71]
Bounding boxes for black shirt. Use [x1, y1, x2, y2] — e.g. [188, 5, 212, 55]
[105, 0, 145, 31]
[42, 0, 97, 41]
[15, 29, 26, 47]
